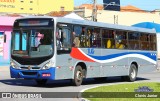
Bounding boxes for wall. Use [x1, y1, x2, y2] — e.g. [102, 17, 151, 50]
[0, 0, 74, 14]
[84, 9, 160, 26]
[0, 27, 12, 65]
[0, 17, 18, 66]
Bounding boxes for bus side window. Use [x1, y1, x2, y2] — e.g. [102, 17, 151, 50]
[92, 28, 101, 48]
[57, 28, 71, 50]
[150, 34, 156, 51]
[115, 31, 127, 49]
[56, 28, 63, 49]
[80, 27, 86, 47]
[102, 29, 115, 49]
[128, 32, 140, 50]
[62, 28, 71, 50]
[86, 28, 93, 47]
[73, 26, 82, 48]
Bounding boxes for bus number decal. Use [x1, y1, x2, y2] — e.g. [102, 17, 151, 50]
[88, 48, 95, 55]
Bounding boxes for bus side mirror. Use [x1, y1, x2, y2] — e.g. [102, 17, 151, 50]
[4, 34, 6, 43]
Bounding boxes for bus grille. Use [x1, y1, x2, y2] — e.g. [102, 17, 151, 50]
[22, 72, 37, 76]
[20, 67, 41, 70]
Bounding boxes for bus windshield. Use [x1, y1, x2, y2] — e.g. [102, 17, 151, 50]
[11, 28, 53, 58]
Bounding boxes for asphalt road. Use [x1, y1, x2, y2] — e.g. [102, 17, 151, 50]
[0, 61, 160, 101]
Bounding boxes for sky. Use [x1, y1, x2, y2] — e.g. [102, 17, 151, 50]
[74, 0, 160, 11]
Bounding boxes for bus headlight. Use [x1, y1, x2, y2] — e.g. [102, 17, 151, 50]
[10, 61, 19, 69]
[42, 61, 52, 70]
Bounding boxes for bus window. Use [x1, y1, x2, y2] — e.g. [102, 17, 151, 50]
[79, 27, 86, 48]
[73, 26, 81, 48]
[92, 28, 101, 48]
[56, 28, 63, 49]
[63, 28, 71, 49]
[115, 31, 127, 49]
[102, 29, 115, 49]
[150, 34, 156, 51]
[128, 32, 140, 50]
[140, 33, 149, 50]
[22, 32, 27, 50]
[56, 24, 72, 51]
[86, 28, 93, 47]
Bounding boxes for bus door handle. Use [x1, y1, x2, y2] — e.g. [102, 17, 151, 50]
[68, 58, 72, 64]
[68, 58, 72, 61]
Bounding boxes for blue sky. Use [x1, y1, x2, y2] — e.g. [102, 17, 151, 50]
[74, 0, 160, 11]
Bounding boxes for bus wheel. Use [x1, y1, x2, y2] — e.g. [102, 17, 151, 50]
[94, 77, 107, 82]
[72, 65, 83, 86]
[127, 64, 137, 82]
[35, 79, 47, 86]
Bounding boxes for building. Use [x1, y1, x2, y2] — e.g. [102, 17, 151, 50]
[76, 4, 160, 26]
[0, 0, 74, 14]
[0, 16, 20, 65]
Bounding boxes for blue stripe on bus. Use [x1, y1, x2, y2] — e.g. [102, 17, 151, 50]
[88, 52, 157, 61]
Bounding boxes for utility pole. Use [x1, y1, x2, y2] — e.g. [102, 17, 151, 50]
[114, 15, 118, 24]
[92, 0, 97, 21]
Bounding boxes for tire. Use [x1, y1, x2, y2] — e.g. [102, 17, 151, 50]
[35, 79, 47, 86]
[126, 64, 137, 82]
[82, 68, 87, 78]
[72, 65, 83, 86]
[94, 77, 107, 82]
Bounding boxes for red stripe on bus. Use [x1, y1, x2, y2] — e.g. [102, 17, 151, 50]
[70, 48, 95, 62]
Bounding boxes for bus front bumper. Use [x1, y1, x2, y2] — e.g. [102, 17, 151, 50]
[10, 66, 56, 80]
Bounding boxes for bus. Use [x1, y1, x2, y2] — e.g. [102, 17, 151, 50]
[10, 16, 157, 86]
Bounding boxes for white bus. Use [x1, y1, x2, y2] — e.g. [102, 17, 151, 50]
[10, 16, 157, 86]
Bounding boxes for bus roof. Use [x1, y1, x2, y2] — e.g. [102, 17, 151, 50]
[15, 16, 156, 34]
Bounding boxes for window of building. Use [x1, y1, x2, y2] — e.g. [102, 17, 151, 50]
[60, 6, 65, 11]
[30, 8, 33, 10]
[20, 8, 24, 10]
[20, 0, 24, 3]
[30, 1, 33, 3]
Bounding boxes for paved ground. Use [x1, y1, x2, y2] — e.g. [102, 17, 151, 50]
[0, 61, 160, 101]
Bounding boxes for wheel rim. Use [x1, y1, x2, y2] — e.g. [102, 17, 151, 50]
[130, 67, 136, 79]
[76, 71, 82, 81]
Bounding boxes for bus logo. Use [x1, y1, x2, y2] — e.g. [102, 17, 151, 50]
[88, 48, 95, 54]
